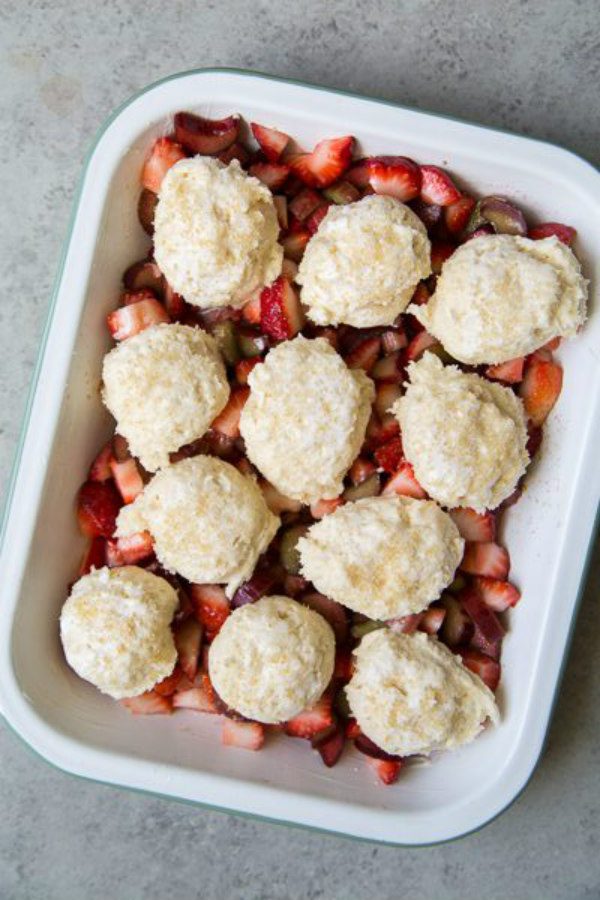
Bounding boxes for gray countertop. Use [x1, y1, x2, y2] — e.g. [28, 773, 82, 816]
[1, 2, 598, 898]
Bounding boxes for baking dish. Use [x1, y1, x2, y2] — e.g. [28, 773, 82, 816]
[0, 68, 599, 846]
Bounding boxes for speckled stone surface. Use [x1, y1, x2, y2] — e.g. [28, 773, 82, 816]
[0, 2, 598, 898]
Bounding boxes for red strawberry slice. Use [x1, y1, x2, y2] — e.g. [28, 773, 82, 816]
[460, 542, 510, 579]
[388, 613, 423, 635]
[366, 757, 403, 785]
[241, 293, 262, 325]
[449, 508, 496, 543]
[284, 694, 334, 739]
[174, 112, 239, 155]
[172, 685, 219, 713]
[528, 222, 576, 246]
[121, 691, 172, 715]
[460, 590, 505, 644]
[77, 480, 122, 538]
[110, 457, 144, 504]
[309, 498, 344, 519]
[235, 357, 262, 385]
[106, 531, 154, 567]
[211, 386, 250, 439]
[430, 241, 456, 274]
[250, 122, 290, 162]
[281, 226, 311, 262]
[173, 617, 203, 681]
[445, 195, 476, 234]
[288, 136, 354, 188]
[473, 576, 521, 612]
[349, 457, 377, 485]
[459, 648, 501, 692]
[419, 605, 446, 635]
[141, 137, 187, 193]
[123, 260, 165, 296]
[248, 161, 290, 190]
[222, 720, 265, 751]
[345, 159, 371, 188]
[190, 584, 230, 638]
[419, 165, 462, 206]
[154, 665, 187, 697]
[470, 625, 502, 661]
[519, 357, 563, 426]
[374, 437, 404, 473]
[365, 412, 401, 449]
[374, 382, 402, 419]
[89, 441, 115, 482]
[313, 722, 345, 768]
[305, 203, 330, 234]
[345, 718, 362, 740]
[366, 156, 421, 201]
[260, 275, 305, 341]
[382, 462, 427, 499]
[289, 187, 323, 221]
[107, 298, 170, 341]
[405, 331, 441, 363]
[486, 357, 525, 384]
[302, 593, 349, 643]
[79, 536, 107, 576]
[344, 335, 381, 372]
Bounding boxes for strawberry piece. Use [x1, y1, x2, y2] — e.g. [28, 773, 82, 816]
[449, 508, 496, 543]
[526, 423, 543, 458]
[110, 457, 144, 504]
[163, 284, 186, 319]
[281, 227, 310, 262]
[419, 165, 461, 206]
[281, 259, 298, 283]
[107, 298, 170, 341]
[445, 195, 476, 234]
[122, 288, 158, 307]
[231, 569, 278, 609]
[430, 241, 456, 274]
[260, 276, 305, 341]
[222, 720, 265, 751]
[405, 331, 441, 362]
[410, 282, 431, 306]
[137, 188, 157, 236]
[486, 357, 525, 384]
[211, 386, 250, 439]
[388, 613, 423, 635]
[441, 595, 474, 647]
[248, 161, 290, 190]
[173, 617, 203, 681]
[283, 574, 309, 597]
[374, 437, 404, 473]
[473, 576, 521, 612]
[302, 592, 349, 643]
[105, 531, 154, 567]
[250, 122, 290, 162]
[288, 136, 354, 188]
[345, 718, 362, 740]
[382, 462, 427, 499]
[172, 685, 218, 713]
[121, 691, 172, 715]
[79, 536, 107, 576]
[141, 137, 187, 193]
[312, 722, 346, 768]
[345, 159, 371, 188]
[374, 382, 401, 418]
[365, 412, 401, 449]
[366, 156, 421, 201]
[235, 357, 262, 385]
[310, 498, 344, 519]
[519, 357, 563, 426]
[459, 648, 501, 692]
[154, 665, 186, 697]
[174, 112, 239, 155]
[305, 203, 330, 234]
[412, 198, 443, 230]
[190, 584, 230, 637]
[460, 542, 510, 579]
[333, 648, 354, 682]
[528, 222, 576, 246]
[89, 441, 114, 482]
[273, 194, 288, 230]
[241, 292, 262, 325]
[366, 757, 403, 785]
[289, 187, 323, 221]
[460, 589, 505, 644]
[258, 479, 303, 515]
[541, 336, 561, 353]
[313, 326, 339, 351]
[284, 694, 334, 739]
[419, 606, 446, 635]
[77, 480, 122, 538]
[123, 260, 165, 296]
[349, 457, 377, 485]
[344, 335, 381, 372]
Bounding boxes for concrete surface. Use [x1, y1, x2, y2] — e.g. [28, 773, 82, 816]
[0, 2, 598, 898]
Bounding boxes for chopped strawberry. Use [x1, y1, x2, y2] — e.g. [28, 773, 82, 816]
[486, 357, 525, 384]
[541, 336, 562, 353]
[345, 718, 362, 740]
[174, 112, 239, 155]
[312, 722, 346, 768]
[110, 457, 144, 504]
[473, 576, 521, 612]
[172, 685, 218, 713]
[344, 335, 381, 372]
[260, 276, 305, 341]
[305, 203, 330, 234]
[405, 331, 441, 362]
[173, 617, 203, 681]
[470, 625, 502, 661]
[374, 437, 404, 473]
[528, 222, 576, 246]
[388, 613, 423, 634]
[289, 187, 323, 221]
[122, 288, 157, 307]
[519, 357, 563, 426]
[281, 227, 310, 262]
[310, 498, 344, 519]
[365, 412, 401, 449]
[232, 568, 278, 609]
[460, 542, 510, 579]
[241, 292, 262, 325]
[374, 382, 402, 418]
[235, 357, 262, 385]
[89, 441, 115, 482]
[154, 665, 187, 697]
[273, 194, 288, 230]
[430, 241, 455, 274]
[211, 386, 250, 439]
[333, 647, 354, 682]
[288, 136, 354, 188]
[121, 691, 172, 715]
[217, 142, 250, 167]
[459, 648, 501, 692]
[419, 605, 446, 635]
[366, 757, 403, 785]
[302, 593, 349, 643]
[281, 259, 298, 283]
[445, 195, 477, 234]
[411, 198, 443, 230]
[419, 165, 462, 206]
[250, 122, 290, 162]
[190, 584, 230, 637]
[349, 457, 377, 485]
[460, 589, 505, 644]
[79, 536, 107, 576]
[382, 461, 427, 499]
[107, 298, 170, 341]
[366, 156, 421, 201]
[449, 507, 496, 543]
[141, 137, 187, 193]
[441, 595, 474, 647]
[77, 480, 122, 538]
[105, 531, 154, 566]
[354, 732, 402, 762]
[258, 479, 303, 515]
[162, 283, 186, 320]
[345, 159, 371, 188]
[123, 259, 166, 296]
[410, 282, 431, 306]
[313, 325, 339, 351]
[284, 694, 334, 739]
[283, 573, 309, 597]
[249, 161, 290, 190]
[222, 720, 265, 751]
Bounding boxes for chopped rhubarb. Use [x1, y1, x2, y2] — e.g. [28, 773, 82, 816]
[121, 691, 172, 715]
[123, 260, 165, 296]
[259, 479, 303, 515]
[480, 196, 528, 236]
[473, 576, 521, 612]
[459, 649, 501, 692]
[460, 542, 510, 580]
[107, 298, 170, 341]
[235, 357, 262, 385]
[486, 357, 525, 384]
[344, 335, 381, 372]
[79, 536, 107, 576]
[419, 165, 461, 206]
[449, 507, 496, 543]
[250, 122, 290, 162]
[174, 112, 239, 155]
[519, 357, 563, 426]
[310, 498, 344, 519]
[529, 222, 576, 245]
[110, 457, 144, 504]
[322, 180, 360, 205]
[217, 142, 250, 167]
[273, 194, 288, 230]
[77, 480, 122, 538]
[382, 462, 427, 499]
[430, 241, 456, 274]
[374, 382, 402, 419]
[460, 589, 506, 645]
[333, 648, 354, 682]
[441, 595, 474, 647]
[211, 386, 250, 439]
[312, 722, 345, 768]
[281, 227, 310, 262]
[302, 593, 349, 643]
[222, 720, 265, 751]
[371, 352, 403, 384]
[405, 330, 441, 362]
[260, 276, 305, 341]
[137, 188, 158, 235]
[366, 156, 421, 201]
[381, 328, 408, 354]
[288, 136, 354, 188]
[232, 569, 278, 609]
[190, 584, 230, 639]
[284, 694, 334, 739]
[141, 137, 186, 193]
[289, 187, 323, 221]
[248, 161, 290, 190]
[173, 617, 203, 681]
[305, 203, 330, 234]
[388, 613, 423, 635]
[349, 457, 377, 485]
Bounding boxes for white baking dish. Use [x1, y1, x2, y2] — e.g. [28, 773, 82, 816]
[1, 69, 599, 846]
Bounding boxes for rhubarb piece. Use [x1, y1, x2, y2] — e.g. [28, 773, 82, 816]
[343, 473, 381, 502]
[405, 330, 442, 362]
[289, 187, 323, 221]
[430, 241, 455, 274]
[310, 498, 344, 519]
[273, 194, 288, 229]
[123, 260, 165, 296]
[344, 335, 381, 372]
[322, 180, 360, 204]
[279, 525, 310, 575]
[480, 195, 527, 236]
[374, 382, 402, 419]
[529, 222, 576, 245]
[348, 457, 377, 485]
[212, 320, 240, 366]
[301, 593, 349, 643]
[441, 595, 474, 647]
[231, 569, 278, 609]
[459, 648, 501, 692]
[237, 326, 269, 358]
[173, 617, 203, 681]
[174, 112, 240, 155]
[137, 188, 158, 235]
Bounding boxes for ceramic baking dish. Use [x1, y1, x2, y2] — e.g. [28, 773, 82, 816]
[1, 69, 599, 846]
